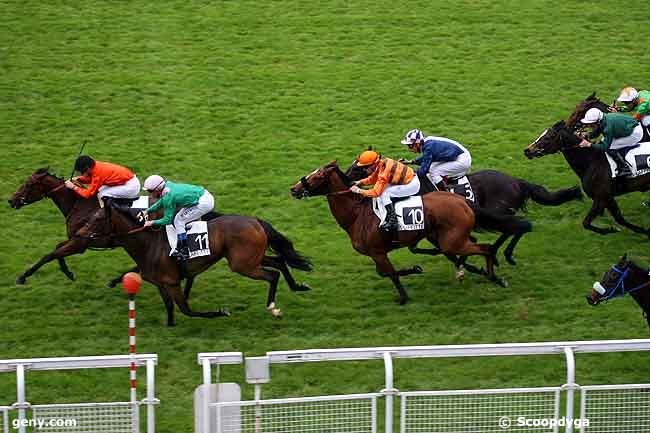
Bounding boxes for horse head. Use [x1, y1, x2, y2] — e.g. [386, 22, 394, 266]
[524, 121, 580, 158]
[290, 160, 352, 198]
[9, 168, 64, 209]
[566, 93, 611, 130]
[587, 254, 650, 329]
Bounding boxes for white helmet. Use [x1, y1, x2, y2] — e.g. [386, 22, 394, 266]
[401, 128, 424, 145]
[143, 174, 166, 191]
[581, 108, 604, 124]
[617, 87, 639, 102]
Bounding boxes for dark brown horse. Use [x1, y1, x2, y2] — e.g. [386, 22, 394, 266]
[587, 254, 650, 330]
[524, 121, 650, 235]
[7, 168, 140, 285]
[79, 206, 312, 326]
[8, 168, 209, 295]
[290, 161, 529, 304]
[346, 163, 581, 265]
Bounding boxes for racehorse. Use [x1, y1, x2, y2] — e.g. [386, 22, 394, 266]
[587, 254, 650, 330]
[346, 163, 581, 265]
[290, 161, 530, 304]
[524, 121, 650, 235]
[79, 205, 312, 326]
[8, 168, 138, 285]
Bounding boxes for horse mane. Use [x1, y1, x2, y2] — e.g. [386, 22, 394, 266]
[566, 93, 610, 129]
[34, 167, 63, 180]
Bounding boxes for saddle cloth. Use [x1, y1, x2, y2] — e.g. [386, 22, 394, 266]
[606, 141, 650, 178]
[447, 175, 476, 203]
[165, 221, 211, 259]
[372, 196, 424, 231]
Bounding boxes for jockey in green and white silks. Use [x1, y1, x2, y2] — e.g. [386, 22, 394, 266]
[142, 175, 215, 260]
[616, 87, 650, 128]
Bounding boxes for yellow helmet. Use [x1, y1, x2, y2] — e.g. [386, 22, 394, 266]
[356, 150, 380, 167]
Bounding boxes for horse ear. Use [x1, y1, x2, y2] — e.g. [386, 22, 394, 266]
[325, 159, 338, 168]
[621, 253, 628, 262]
[367, 145, 373, 151]
[588, 92, 597, 100]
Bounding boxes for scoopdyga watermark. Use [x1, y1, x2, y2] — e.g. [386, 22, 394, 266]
[499, 416, 589, 429]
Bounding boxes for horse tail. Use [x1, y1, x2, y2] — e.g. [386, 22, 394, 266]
[257, 219, 313, 271]
[472, 206, 533, 235]
[522, 181, 582, 206]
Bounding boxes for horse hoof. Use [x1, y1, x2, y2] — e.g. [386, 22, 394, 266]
[15, 276, 26, 285]
[219, 307, 231, 317]
[413, 265, 423, 274]
[107, 280, 117, 288]
[455, 270, 465, 281]
[498, 278, 509, 288]
[505, 255, 517, 266]
[65, 272, 75, 281]
[271, 308, 283, 318]
[294, 282, 311, 292]
[166, 321, 177, 327]
[398, 297, 409, 305]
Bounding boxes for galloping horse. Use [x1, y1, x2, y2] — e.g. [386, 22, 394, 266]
[290, 161, 529, 304]
[8, 168, 136, 285]
[79, 206, 312, 326]
[346, 163, 581, 265]
[588, 254, 650, 330]
[524, 121, 650, 235]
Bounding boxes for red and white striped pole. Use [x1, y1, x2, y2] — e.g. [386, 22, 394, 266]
[122, 273, 142, 413]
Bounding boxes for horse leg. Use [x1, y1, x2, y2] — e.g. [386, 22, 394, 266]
[236, 266, 283, 318]
[157, 285, 176, 327]
[164, 283, 229, 325]
[606, 198, 648, 234]
[262, 256, 311, 291]
[183, 276, 195, 299]
[107, 266, 139, 288]
[16, 239, 87, 285]
[371, 254, 409, 305]
[57, 257, 75, 281]
[503, 233, 524, 266]
[583, 201, 618, 234]
[447, 240, 507, 288]
[408, 244, 442, 256]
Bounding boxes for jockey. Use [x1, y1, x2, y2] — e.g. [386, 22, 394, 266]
[142, 175, 215, 260]
[399, 128, 472, 191]
[579, 108, 643, 177]
[64, 155, 140, 204]
[350, 150, 420, 231]
[616, 87, 650, 132]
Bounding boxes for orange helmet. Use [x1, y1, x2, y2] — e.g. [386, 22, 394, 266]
[356, 150, 380, 167]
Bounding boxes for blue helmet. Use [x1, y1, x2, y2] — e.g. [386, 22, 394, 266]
[401, 129, 424, 145]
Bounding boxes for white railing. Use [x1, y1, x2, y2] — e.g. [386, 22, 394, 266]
[0, 354, 158, 433]
[198, 339, 650, 433]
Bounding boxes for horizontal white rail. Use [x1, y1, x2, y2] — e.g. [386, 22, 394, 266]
[266, 339, 650, 363]
[0, 354, 157, 372]
[211, 393, 382, 407]
[197, 352, 243, 365]
[400, 387, 561, 396]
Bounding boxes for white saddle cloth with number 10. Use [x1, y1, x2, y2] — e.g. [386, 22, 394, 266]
[372, 196, 425, 231]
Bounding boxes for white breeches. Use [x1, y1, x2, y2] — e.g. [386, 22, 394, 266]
[425, 151, 472, 185]
[97, 176, 141, 199]
[378, 176, 421, 207]
[173, 191, 215, 234]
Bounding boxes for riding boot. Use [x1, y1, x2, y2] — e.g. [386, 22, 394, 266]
[434, 180, 448, 191]
[610, 151, 632, 177]
[380, 203, 399, 232]
[172, 237, 190, 261]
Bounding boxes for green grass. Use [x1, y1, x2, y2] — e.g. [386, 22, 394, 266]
[1, 1, 649, 431]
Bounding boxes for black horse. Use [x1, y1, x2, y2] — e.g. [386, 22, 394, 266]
[588, 254, 650, 330]
[524, 120, 650, 235]
[345, 163, 581, 265]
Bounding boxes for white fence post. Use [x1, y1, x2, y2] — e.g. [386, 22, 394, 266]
[146, 358, 156, 433]
[383, 352, 394, 433]
[564, 347, 576, 433]
[15, 364, 26, 433]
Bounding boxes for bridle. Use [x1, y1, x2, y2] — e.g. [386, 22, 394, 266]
[13, 174, 66, 207]
[299, 167, 354, 198]
[593, 262, 650, 303]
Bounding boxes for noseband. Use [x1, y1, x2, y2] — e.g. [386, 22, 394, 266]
[594, 264, 650, 302]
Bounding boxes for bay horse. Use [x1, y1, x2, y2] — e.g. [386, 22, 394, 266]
[524, 121, 650, 235]
[346, 163, 581, 265]
[79, 205, 312, 326]
[8, 168, 136, 285]
[290, 161, 530, 304]
[587, 254, 650, 330]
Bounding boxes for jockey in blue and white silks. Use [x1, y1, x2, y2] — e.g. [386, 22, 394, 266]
[400, 128, 472, 191]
